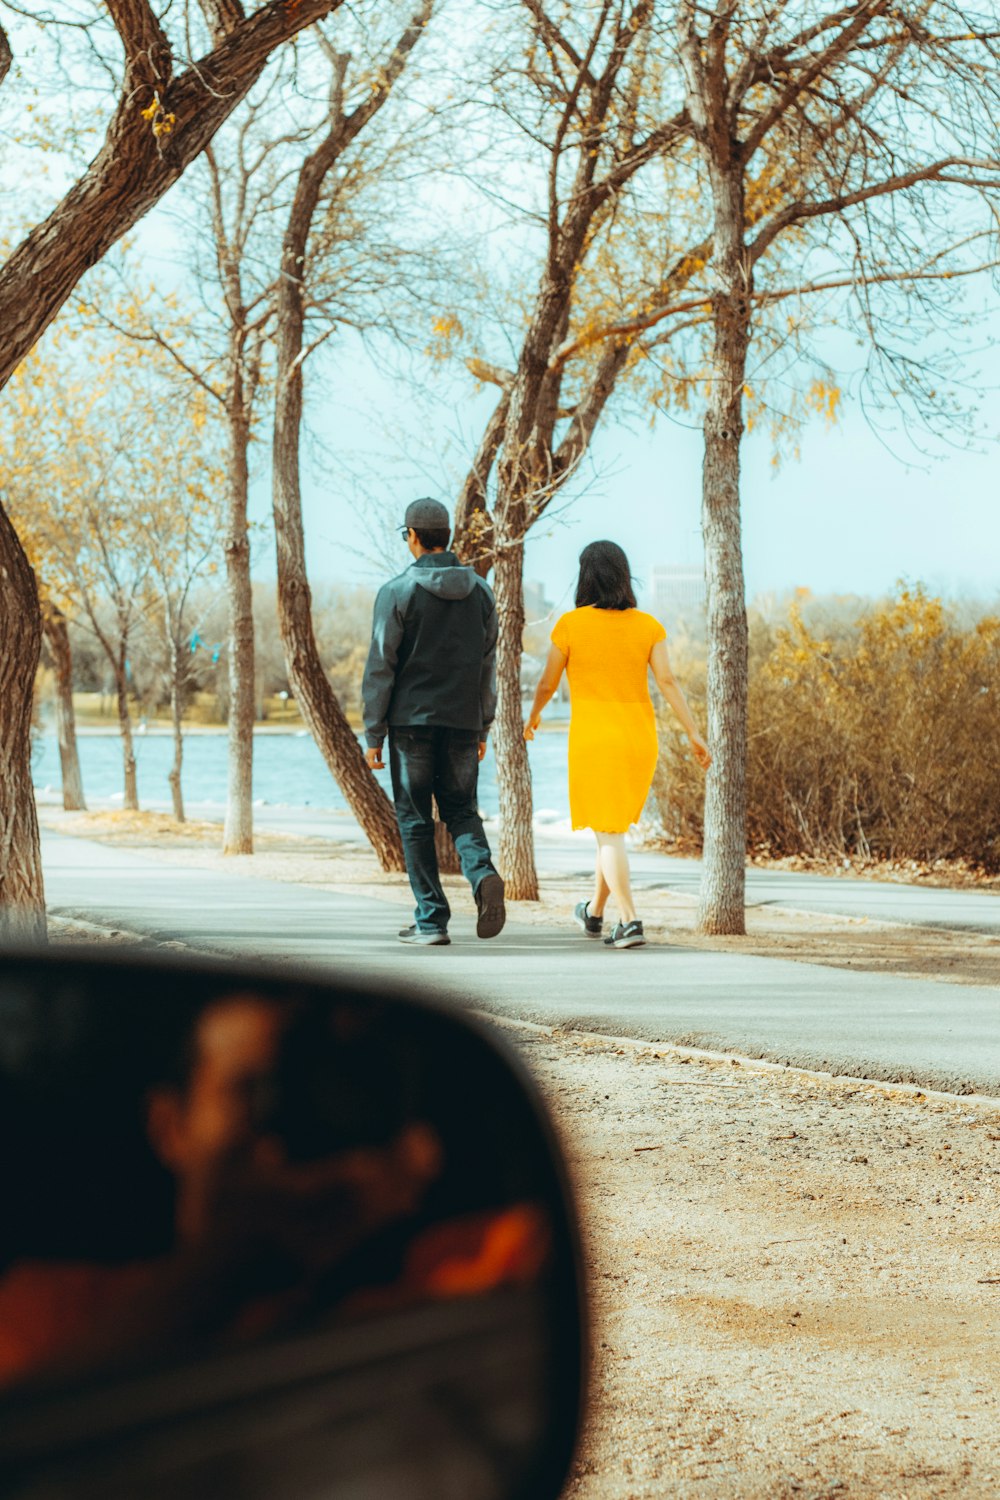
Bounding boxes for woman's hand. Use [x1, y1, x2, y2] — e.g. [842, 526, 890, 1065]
[689, 733, 712, 772]
[523, 713, 541, 741]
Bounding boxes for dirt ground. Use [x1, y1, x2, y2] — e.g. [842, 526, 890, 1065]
[513, 1024, 1000, 1499]
[39, 808, 1000, 989]
[41, 809, 1000, 1495]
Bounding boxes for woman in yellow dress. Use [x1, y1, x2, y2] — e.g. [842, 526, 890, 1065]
[524, 541, 711, 949]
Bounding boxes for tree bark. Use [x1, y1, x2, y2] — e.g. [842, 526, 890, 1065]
[0, 507, 46, 942]
[114, 650, 140, 812]
[0, 0, 348, 945]
[433, 801, 461, 875]
[168, 636, 185, 823]
[222, 398, 254, 854]
[272, 381, 405, 870]
[271, 315, 403, 866]
[41, 603, 87, 812]
[492, 539, 538, 901]
[697, 169, 751, 936]
[268, 51, 445, 874]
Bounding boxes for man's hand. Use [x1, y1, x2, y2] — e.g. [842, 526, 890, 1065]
[366, 745, 385, 771]
[689, 733, 712, 772]
[478, 741, 488, 762]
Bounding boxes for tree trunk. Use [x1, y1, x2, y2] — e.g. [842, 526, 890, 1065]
[41, 603, 86, 812]
[433, 801, 461, 875]
[168, 637, 185, 824]
[271, 166, 404, 873]
[114, 652, 140, 813]
[492, 539, 538, 900]
[0, 504, 46, 942]
[271, 386, 405, 871]
[697, 170, 751, 936]
[222, 400, 254, 854]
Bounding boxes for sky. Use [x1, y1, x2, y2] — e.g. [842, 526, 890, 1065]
[278, 337, 1000, 618]
[4, 6, 999, 618]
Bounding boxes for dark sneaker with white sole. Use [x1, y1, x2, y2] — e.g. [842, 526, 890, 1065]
[574, 900, 604, 938]
[397, 926, 451, 946]
[603, 920, 645, 949]
[475, 872, 506, 939]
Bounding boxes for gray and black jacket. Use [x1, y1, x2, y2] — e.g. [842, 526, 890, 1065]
[362, 551, 498, 747]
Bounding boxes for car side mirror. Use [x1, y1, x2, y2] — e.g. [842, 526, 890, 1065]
[0, 951, 584, 1500]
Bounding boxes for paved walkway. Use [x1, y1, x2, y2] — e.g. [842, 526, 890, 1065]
[83, 799, 1000, 935]
[42, 831, 1000, 1098]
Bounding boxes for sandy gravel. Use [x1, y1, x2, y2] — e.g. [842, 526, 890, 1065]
[502, 1023, 1000, 1499]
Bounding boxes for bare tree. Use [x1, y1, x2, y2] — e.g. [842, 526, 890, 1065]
[91, 104, 282, 852]
[661, 0, 1000, 933]
[271, 1, 435, 872]
[0, 0, 349, 937]
[137, 441, 225, 823]
[40, 601, 87, 813]
[476, 0, 998, 924]
[449, 0, 698, 899]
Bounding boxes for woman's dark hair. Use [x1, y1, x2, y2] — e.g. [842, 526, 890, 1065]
[575, 540, 637, 611]
[413, 525, 450, 551]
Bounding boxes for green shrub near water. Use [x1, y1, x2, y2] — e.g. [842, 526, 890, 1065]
[651, 587, 1000, 872]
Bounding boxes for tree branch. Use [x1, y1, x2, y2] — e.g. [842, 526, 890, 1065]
[104, 0, 172, 74]
[750, 158, 1000, 262]
[466, 357, 514, 389]
[453, 390, 511, 573]
[338, 0, 433, 151]
[0, 22, 12, 89]
[84, 305, 226, 405]
[198, 0, 246, 46]
[739, 0, 890, 163]
[521, 0, 598, 88]
[550, 237, 714, 370]
[0, 0, 348, 394]
[546, 0, 610, 268]
[550, 339, 630, 488]
[752, 256, 1000, 309]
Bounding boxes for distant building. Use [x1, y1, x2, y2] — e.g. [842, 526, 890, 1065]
[650, 564, 707, 631]
[520, 651, 570, 717]
[523, 579, 553, 623]
[521, 577, 568, 715]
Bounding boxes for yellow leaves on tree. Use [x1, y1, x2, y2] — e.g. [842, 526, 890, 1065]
[140, 93, 177, 139]
[425, 311, 464, 361]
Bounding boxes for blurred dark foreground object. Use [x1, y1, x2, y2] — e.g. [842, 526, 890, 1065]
[0, 950, 585, 1500]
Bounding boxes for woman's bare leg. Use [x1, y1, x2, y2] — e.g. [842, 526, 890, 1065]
[590, 837, 611, 918]
[595, 832, 637, 925]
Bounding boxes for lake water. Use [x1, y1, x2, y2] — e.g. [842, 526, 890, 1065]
[32, 728, 574, 825]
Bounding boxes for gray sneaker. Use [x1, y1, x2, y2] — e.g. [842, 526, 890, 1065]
[603, 920, 645, 949]
[475, 873, 506, 939]
[574, 900, 604, 938]
[397, 926, 451, 946]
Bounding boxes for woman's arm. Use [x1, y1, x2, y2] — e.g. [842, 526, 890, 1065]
[649, 638, 712, 771]
[523, 644, 567, 740]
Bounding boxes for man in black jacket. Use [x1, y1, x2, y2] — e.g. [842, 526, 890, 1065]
[362, 498, 506, 945]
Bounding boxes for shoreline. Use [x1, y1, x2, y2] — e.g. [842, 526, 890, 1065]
[38, 719, 574, 738]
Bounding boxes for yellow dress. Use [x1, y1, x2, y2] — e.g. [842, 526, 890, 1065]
[551, 606, 666, 834]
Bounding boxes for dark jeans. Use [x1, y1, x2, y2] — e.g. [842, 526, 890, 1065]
[388, 726, 497, 933]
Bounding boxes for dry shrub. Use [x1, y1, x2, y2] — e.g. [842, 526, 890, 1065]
[650, 587, 1000, 871]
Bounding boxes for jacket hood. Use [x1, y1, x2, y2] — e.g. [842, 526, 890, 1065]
[411, 552, 480, 600]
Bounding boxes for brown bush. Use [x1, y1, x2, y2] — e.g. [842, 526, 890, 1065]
[650, 587, 1000, 872]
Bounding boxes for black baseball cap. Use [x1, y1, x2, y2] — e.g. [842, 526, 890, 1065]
[404, 497, 451, 531]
